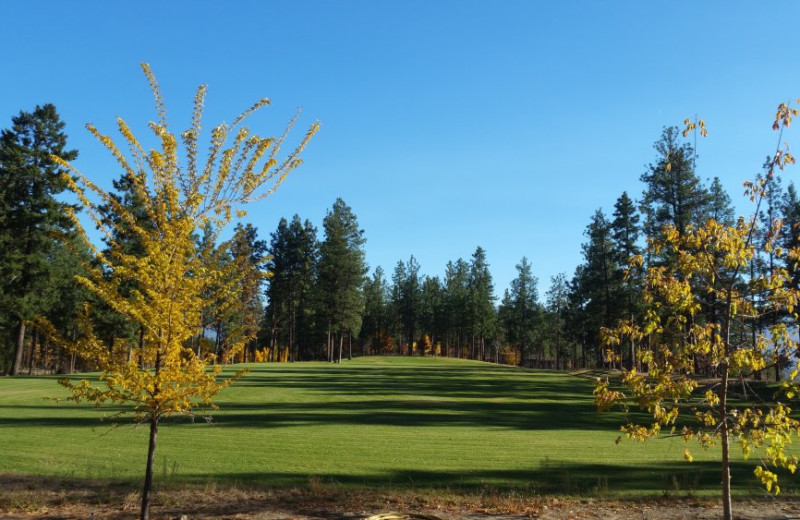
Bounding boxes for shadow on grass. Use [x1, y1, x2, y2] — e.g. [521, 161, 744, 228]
[60, 459, 796, 497]
[0, 362, 646, 431]
[170, 459, 800, 497]
[203, 398, 631, 431]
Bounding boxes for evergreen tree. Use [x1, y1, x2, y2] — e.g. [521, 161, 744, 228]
[443, 258, 470, 357]
[264, 216, 319, 360]
[565, 265, 589, 368]
[504, 257, 539, 366]
[610, 192, 642, 369]
[706, 177, 735, 226]
[392, 256, 422, 355]
[419, 275, 445, 355]
[545, 273, 569, 369]
[318, 198, 367, 362]
[360, 266, 389, 355]
[227, 223, 267, 362]
[468, 246, 496, 361]
[782, 182, 800, 292]
[580, 209, 618, 366]
[640, 126, 707, 243]
[0, 104, 78, 375]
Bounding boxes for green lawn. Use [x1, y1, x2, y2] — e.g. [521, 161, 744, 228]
[0, 356, 796, 496]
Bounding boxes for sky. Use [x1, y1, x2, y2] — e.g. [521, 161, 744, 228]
[2, 1, 800, 297]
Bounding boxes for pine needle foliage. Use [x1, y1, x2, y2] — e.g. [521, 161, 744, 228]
[595, 101, 800, 520]
[47, 63, 318, 520]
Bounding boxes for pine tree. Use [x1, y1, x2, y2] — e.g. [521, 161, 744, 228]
[610, 192, 642, 370]
[580, 209, 618, 366]
[505, 257, 539, 366]
[443, 258, 470, 357]
[783, 182, 800, 292]
[0, 104, 78, 375]
[264, 215, 318, 360]
[419, 275, 445, 356]
[392, 256, 421, 355]
[318, 198, 367, 362]
[705, 177, 735, 226]
[360, 266, 389, 355]
[468, 246, 496, 361]
[640, 126, 707, 243]
[545, 273, 569, 369]
[227, 223, 267, 362]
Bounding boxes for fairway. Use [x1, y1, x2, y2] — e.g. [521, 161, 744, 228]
[0, 356, 795, 496]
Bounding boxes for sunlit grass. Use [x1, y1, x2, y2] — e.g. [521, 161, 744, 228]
[0, 356, 796, 496]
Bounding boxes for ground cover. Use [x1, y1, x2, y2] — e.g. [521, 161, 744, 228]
[1, 355, 798, 516]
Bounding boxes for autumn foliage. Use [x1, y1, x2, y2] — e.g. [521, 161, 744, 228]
[47, 64, 317, 520]
[595, 100, 800, 519]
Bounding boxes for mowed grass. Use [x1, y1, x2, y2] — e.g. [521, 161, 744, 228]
[1, 355, 797, 496]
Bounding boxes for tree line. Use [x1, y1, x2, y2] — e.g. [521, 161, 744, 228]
[2, 107, 800, 376]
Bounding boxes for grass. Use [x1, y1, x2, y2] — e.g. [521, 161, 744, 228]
[0, 355, 798, 498]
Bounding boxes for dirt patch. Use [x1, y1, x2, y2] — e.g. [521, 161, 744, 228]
[2, 475, 799, 519]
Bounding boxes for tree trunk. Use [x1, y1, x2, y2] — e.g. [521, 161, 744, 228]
[720, 364, 732, 520]
[338, 333, 343, 364]
[196, 325, 204, 358]
[140, 416, 159, 520]
[720, 295, 733, 520]
[327, 326, 332, 362]
[11, 320, 26, 376]
[28, 327, 39, 376]
[555, 327, 560, 371]
[348, 332, 352, 360]
[139, 324, 146, 368]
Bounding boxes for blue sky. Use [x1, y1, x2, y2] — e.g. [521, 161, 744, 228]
[2, 1, 800, 297]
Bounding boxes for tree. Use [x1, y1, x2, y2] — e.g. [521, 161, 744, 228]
[640, 126, 707, 243]
[264, 215, 318, 361]
[226, 223, 268, 362]
[782, 182, 800, 292]
[419, 275, 445, 356]
[596, 105, 800, 520]
[0, 104, 78, 375]
[610, 192, 643, 370]
[545, 273, 569, 369]
[360, 266, 390, 355]
[580, 209, 618, 366]
[48, 64, 318, 520]
[318, 198, 367, 362]
[443, 258, 469, 357]
[705, 177, 735, 226]
[392, 256, 421, 355]
[468, 246, 496, 361]
[503, 257, 539, 366]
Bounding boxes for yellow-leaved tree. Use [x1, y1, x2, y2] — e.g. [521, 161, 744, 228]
[48, 64, 318, 520]
[595, 103, 799, 520]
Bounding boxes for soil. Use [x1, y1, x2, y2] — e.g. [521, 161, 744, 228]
[2, 475, 799, 519]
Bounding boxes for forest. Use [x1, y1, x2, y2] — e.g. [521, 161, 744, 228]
[2, 104, 798, 379]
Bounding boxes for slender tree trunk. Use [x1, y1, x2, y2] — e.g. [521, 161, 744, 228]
[327, 326, 332, 362]
[348, 332, 352, 360]
[28, 327, 38, 376]
[43, 337, 50, 374]
[69, 327, 76, 374]
[139, 324, 146, 368]
[720, 298, 733, 520]
[141, 347, 161, 520]
[338, 332, 343, 364]
[720, 364, 732, 520]
[555, 326, 560, 371]
[196, 326, 204, 358]
[581, 336, 586, 369]
[11, 320, 26, 376]
[140, 416, 159, 520]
